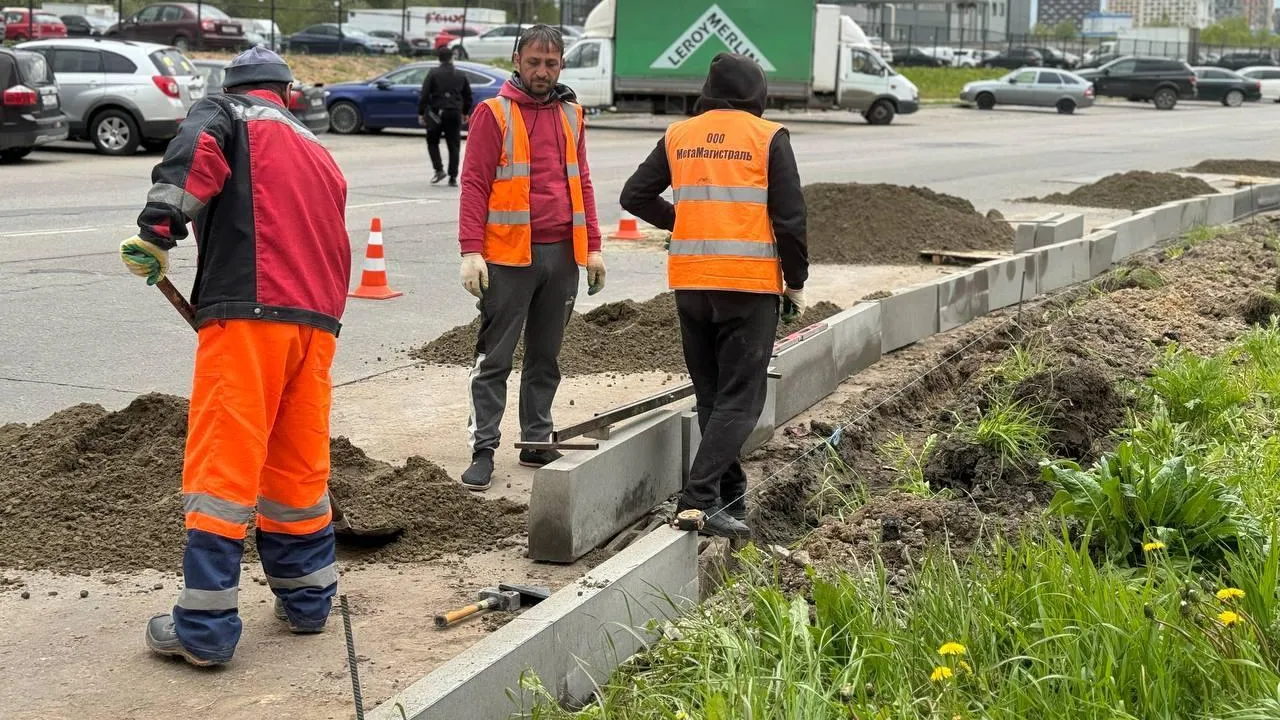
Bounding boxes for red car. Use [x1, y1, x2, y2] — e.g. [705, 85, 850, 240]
[2, 8, 68, 41]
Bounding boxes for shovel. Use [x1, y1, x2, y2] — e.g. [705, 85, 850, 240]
[154, 276, 405, 549]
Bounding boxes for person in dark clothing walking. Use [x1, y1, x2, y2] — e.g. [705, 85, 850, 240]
[418, 48, 472, 186]
[620, 52, 808, 539]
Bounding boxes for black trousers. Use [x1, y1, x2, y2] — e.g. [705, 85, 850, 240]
[676, 290, 778, 511]
[427, 109, 462, 179]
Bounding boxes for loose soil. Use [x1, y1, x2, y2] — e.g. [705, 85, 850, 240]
[804, 182, 1014, 264]
[1185, 159, 1280, 177]
[412, 292, 843, 376]
[1025, 171, 1217, 211]
[0, 394, 522, 574]
[750, 221, 1275, 557]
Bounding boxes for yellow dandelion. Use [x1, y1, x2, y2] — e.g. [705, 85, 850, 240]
[957, 660, 973, 674]
[1217, 588, 1246, 602]
[675, 713, 688, 720]
[1218, 610, 1242, 627]
[931, 665, 955, 682]
[1143, 541, 1166, 552]
[937, 641, 967, 657]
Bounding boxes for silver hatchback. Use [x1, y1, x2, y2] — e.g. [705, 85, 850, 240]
[16, 37, 204, 155]
[960, 67, 1095, 114]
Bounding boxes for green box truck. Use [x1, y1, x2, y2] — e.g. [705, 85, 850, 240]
[558, 0, 919, 124]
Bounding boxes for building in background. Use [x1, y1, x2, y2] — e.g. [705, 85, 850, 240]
[842, 0, 1032, 44]
[1037, 0, 1103, 28]
[1081, 10, 1134, 35]
[1105, 0, 1212, 27]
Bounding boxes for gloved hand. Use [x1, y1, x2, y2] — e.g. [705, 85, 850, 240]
[781, 286, 806, 323]
[460, 253, 488, 299]
[119, 235, 169, 286]
[586, 252, 606, 296]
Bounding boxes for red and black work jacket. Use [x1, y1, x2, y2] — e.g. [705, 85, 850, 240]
[136, 89, 351, 335]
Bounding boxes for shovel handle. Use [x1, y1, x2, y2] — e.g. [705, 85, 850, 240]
[156, 277, 198, 331]
[434, 598, 497, 628]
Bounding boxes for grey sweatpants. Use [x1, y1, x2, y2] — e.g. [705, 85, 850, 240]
[468, 241, 579, 453]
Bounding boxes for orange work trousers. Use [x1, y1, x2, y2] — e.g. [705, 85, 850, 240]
[183, 319, 337, 539]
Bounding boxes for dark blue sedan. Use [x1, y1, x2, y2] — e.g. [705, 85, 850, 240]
[323, 61, 507, 135]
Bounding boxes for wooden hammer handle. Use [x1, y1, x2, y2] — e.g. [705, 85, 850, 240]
[434, 597, 497, 628]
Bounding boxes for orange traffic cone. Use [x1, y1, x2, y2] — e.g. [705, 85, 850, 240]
[610, 210, 645, 240]
[349, 218, 403, 300]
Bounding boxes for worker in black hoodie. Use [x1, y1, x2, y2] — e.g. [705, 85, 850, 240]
[620, 52, 808, 540]
[418, 47, 473, 186]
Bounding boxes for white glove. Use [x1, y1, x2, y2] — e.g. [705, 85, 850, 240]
[586, 252, 606, 296]
[460, 253, 488, 299]
[782, 286, 806, 322]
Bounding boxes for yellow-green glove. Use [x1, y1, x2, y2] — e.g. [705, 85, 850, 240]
[120, 236, 169, 286]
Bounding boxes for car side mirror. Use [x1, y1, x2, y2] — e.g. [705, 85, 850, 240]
[375, 79, 392, 90]
[1008, 77, 1017, 84]
[1101, 68, 1111, 75]
[880, 66, 889, 76]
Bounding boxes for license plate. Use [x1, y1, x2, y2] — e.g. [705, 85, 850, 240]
[310, 98, 322, 107]
[225, 25, 241, 34]
[41, 94, 56, 108]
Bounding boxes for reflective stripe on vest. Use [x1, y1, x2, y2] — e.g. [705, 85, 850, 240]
[482, 95, 589, 266]
[665, 110, 783, 294]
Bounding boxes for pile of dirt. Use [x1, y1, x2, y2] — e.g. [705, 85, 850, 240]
[1025, 171, 1216, 211]
[0, 394, 522, 574]
[1185, 159, 1280, 177]
[803, 183, 1013, 265]
[752, 222, 1274, 548]
[413, 292, 843, 376]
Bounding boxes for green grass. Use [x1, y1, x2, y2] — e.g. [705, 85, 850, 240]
[960, 394, 1051, 468]
[877, 433, 945, 498]
[898, 67, 1007, 100]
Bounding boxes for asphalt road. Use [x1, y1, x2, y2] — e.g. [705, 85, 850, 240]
[3, 101, 1278, 422]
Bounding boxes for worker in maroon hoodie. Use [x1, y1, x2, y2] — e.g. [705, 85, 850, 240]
[456, 24, 604, 491]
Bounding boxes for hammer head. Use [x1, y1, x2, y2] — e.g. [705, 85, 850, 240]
[478, 588, 521, 612]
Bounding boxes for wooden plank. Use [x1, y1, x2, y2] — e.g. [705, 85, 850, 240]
[919, 248, 1011, 266]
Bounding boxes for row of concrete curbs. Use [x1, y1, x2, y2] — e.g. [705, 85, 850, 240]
[371, 181, 1280, 720]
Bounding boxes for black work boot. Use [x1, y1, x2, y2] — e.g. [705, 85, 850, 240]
[431, 170, 446, 184]
[145, 614, 226, 667]
[519, 448, 562, 468]
[700, 505, 752, 540]
[462, 450, 494, 491]
[448, 177, 458, 187]
[274, 597, 325, 634]
[723, 497, 747, 522]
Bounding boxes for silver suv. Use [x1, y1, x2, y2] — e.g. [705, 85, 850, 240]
[16, 37, 204, 155]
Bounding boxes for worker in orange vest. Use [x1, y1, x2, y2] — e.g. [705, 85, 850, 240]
[456, 25, 605, 491]
[620, 52, 808, 539]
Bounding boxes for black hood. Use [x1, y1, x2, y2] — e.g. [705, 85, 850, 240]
[693, 52, 768, 116]
[511, 71, 578, 104]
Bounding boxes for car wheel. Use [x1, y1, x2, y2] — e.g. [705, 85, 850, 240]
[976, 92, 996, 110]
[1153, 87, 1178, 110]
[1056, 98, 1076, 114]
[864, 99, 895, 125]
[0, 147, 33, 163]
[90, 109, 141, 156]
[172, 35, 189, 51]
[328, 101, 363, 134]
[1224, 89, 1245, 107]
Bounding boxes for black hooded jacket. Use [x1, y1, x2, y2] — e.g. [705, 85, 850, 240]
[620, 53, 808, 290]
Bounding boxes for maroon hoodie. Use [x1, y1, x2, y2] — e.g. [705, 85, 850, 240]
[458, 78, 602, 256]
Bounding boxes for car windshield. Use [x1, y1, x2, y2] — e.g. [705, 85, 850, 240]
[197, 6, 231, 19]
[151, 48, 196, 76]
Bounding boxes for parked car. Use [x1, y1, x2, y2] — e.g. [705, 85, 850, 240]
[448, 23, 579, 60]
[982, 47, 1044, 69]
[107, 3, 245, 52]
[1022, 46, 1076, 69]
[413, 25, 481, 56]
[1076, 56, 1196, 110]
[1190, 66, 1261, 106]
[3, 8, 68, 41]
[889, 46, 948, 68]
[368, 29, 410, 55]
[323, 60, 504, 134]
[191, 58, 328, 133]
[1235, 66, 1280, 102]
[0, 47, 68, 161]
[1214, 52, 1276, 71]
[1078, 52, 1119, 69]
[953, 48, 997, 67]
[17, 38, 204, 155]
[286, 24, 398, 55]
[61, 14, 113, 37]
[959, 67, 1094, 114]
[234, 18, 283, 52]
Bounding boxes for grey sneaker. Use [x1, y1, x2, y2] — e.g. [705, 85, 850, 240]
[462, 451, 494, 491]
[274, 597, 325, 634]
[701, 506, 752, 541]
[145, 614, 225, 667]
[519, 448, 562, 468]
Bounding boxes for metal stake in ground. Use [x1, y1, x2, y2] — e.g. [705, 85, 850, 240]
[341, 594, 365, 720]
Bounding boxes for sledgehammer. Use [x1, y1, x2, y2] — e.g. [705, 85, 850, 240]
[153, 277, 406, 549]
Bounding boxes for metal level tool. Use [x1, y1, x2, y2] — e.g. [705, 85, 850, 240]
[514, 321, 826, 453]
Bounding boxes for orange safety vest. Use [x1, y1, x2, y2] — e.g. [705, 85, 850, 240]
[481, 96, 589, 267]
[665, 109, 783, 295]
